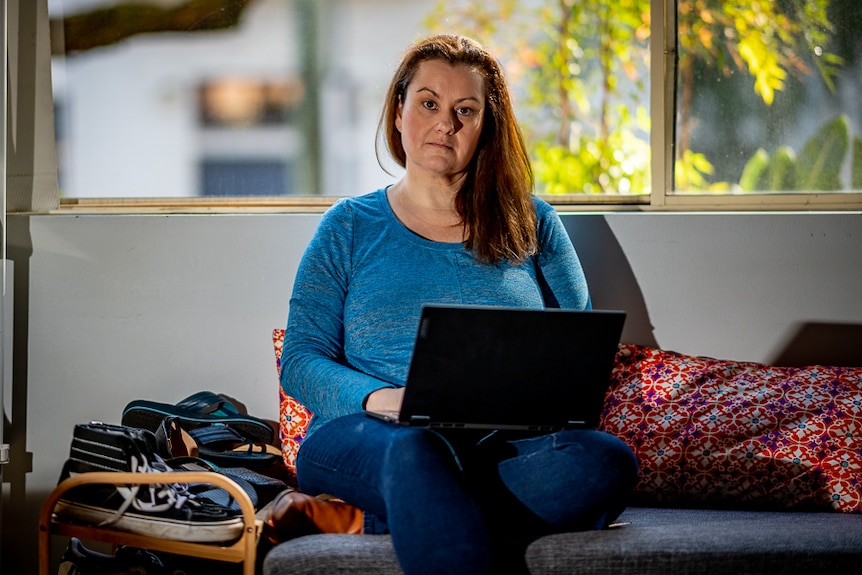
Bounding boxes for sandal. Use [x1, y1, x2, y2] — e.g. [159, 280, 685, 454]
[154, 415, 280, 469]
[187, 424, 281, 469]
[122, 391, 274, 444]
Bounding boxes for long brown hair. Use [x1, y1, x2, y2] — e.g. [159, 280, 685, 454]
[376, 34, 537, 265]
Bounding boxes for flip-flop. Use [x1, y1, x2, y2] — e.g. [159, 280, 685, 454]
[122, 391, 274, 444]
[154, 415, 279, 469]
[187, 424, 281, 469]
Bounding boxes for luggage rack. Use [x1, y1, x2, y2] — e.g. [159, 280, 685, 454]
[39, 471, 261, 575]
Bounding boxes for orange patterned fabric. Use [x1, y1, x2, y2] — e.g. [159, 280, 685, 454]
[273, 328, 312, 481]
[600, 343, 862, 512]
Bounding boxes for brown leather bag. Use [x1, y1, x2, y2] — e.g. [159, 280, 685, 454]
[264, 489, 364, 545]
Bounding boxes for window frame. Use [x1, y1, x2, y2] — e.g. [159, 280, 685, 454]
[30, 0, 860, 214]
[647, 1, 862, 213]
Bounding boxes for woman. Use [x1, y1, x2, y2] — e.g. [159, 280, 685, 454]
[280, 34, 637, 575]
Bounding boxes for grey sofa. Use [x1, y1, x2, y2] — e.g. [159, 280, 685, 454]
[262, 505, 862, 574]
[263, 343, 862, 574]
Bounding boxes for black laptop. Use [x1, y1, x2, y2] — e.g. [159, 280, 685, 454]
[366, 304, 626, 431]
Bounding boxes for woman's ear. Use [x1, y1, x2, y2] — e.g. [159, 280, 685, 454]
[395, 96, 404, 133]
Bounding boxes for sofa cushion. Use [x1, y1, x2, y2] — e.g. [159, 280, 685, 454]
[600, 344, 862, 512]
[525, 506, 862, 574]
[263, 507, 862, 575]
[263, 533, 402, 575]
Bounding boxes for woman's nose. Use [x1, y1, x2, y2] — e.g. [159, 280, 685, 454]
[437, 113, 457, 134]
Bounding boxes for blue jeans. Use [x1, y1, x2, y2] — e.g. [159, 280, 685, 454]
[296, 413, 638, 575]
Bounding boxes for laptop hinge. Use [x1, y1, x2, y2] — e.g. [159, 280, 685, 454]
[408, 415, 431, 427]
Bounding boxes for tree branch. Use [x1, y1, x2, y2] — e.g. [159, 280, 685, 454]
[51, 0, 257, 55]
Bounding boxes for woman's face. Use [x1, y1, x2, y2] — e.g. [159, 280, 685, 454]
[395, 59, 486, 184]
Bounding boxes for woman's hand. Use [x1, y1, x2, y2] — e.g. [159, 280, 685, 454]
[364, 387, 405, 413]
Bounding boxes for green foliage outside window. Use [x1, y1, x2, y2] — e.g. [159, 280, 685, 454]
[675, 0, 857, 193]
[427, 0, 651, 195]
[427, 0, 858, 195]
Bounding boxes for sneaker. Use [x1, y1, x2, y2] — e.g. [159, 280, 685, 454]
[55, 422, 245, 543]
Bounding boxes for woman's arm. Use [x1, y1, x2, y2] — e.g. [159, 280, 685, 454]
[533, 199, 592, 310]
[280, 201, 396, 423]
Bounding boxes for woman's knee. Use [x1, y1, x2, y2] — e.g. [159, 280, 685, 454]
[497, 430, 638, 527]
[555, 429, 638, 478]
[382, 428, 459, 473]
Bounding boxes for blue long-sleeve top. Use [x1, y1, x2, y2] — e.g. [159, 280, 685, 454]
[281, 188, 591, 437]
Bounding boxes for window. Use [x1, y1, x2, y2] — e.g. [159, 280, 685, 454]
[50, 0, 425, 201]
[665, 0, 862, 209]
[197, 78, 301, 196]
[47, 0, 862, 211]
[200, 159, 292, 197]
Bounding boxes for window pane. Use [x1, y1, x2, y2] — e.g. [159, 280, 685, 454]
[674, 0, 862, 194]
[200, 159, 292, 196]
[427, 0, 651, 196]
[50, 0, 438, 199]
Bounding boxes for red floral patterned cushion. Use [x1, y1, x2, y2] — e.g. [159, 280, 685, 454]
[273, 331, 862, 510]
[600, 343, 862, 512]
[273, 328, 312, 481]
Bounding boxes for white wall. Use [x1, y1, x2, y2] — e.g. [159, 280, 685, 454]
[3, 210, 861, 571]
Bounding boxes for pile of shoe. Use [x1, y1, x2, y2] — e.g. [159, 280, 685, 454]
[122, 392, 281, 471]
[56, 422, 247, 544]
[54, 392, 288, 545]
[58, 537, 165, 575]
[58, 536, 243, 575]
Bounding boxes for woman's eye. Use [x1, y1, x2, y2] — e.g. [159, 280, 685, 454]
[422, 100, 437, 110]
[457, 107, 473, 116]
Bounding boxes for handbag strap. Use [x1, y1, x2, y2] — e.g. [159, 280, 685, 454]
[533, 255, 560, 308]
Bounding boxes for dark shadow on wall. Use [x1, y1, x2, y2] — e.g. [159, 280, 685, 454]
[770, 322, 862, 367]
[2, 216, 37, 574]
[560, 214, 659, 348]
